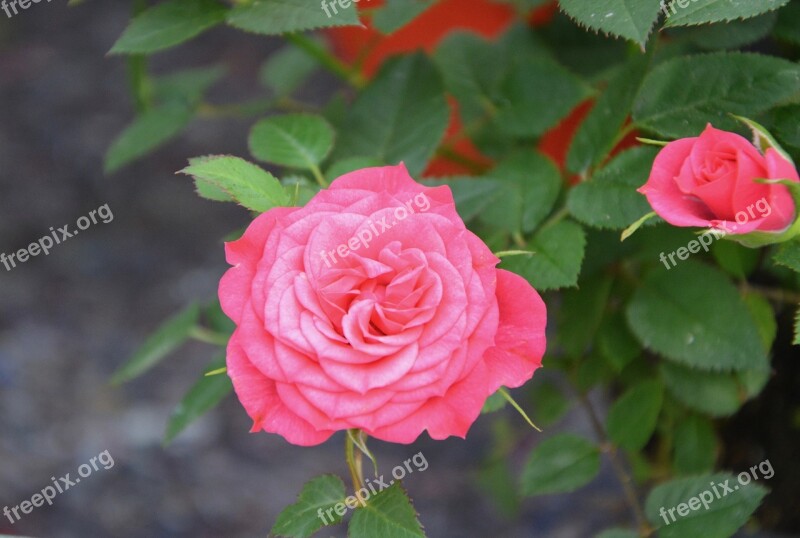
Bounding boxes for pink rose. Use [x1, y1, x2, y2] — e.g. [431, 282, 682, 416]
[638, 124, 799, 234]
[218, 164, 546, 446]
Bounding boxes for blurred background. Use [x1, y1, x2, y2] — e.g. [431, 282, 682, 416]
[0, 2, 796, 537]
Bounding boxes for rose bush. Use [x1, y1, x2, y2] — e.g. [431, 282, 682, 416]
[639, 124, 799, 235]
[218, 164, 546, 446]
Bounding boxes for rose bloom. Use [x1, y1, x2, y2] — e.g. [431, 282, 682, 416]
[219, 164, 547, 445]
[639, 124, 799, 234]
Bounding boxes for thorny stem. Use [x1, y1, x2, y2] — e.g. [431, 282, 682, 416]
[578, 391, 652, 536]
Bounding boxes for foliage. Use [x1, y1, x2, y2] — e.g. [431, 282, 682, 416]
[106, 0, 800, 536]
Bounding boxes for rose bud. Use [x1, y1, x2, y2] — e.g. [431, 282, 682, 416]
[638, 124, 799, 242]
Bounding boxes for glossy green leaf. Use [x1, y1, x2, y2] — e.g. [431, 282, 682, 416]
[111, 304, 200, 384]
[663, 0, 789, 27]
[181, 156, 289, 212]
[372, 0, 435, 34]
[626, 261, 767, 371]
[607, 379, 663, 451]
[227, 0, 360, 35]
[645, 473, 767, 538]
[558, 0, 662, 47]
[110, 0, 227, 54]
[348, 483, 425, 538]
[773, 239, 800, 273]
[566, 53, 651, 174]
[633, 53, 800, 139]
[335, 54, 449, 176]
[165, 357, 232, 444]
[272, 475, 347, 538]
[567, 147, 658, 230]
[521, 434, 601, 496]
[673, 415, 717, 475]
[502, 221, 587, 291]
[249, 114, 335, 170]
[105, 105, 192, 173]
[660, 362, 765, 417]
[259, 45, 318, 98]
[495, 55, 591, 137]
[153, 65, 226, 105]
[529, 380, 571, 427]
[479, 152, 561, 233]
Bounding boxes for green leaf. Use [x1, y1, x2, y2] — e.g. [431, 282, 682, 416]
[673, 415, 717, 475]
[424, 177, 499, 223]
[558, 0, 662, 47]
[109, 0, 227, 55]
[774, 1, 800, 45]
[481, 390, 507, 414]
[773, 239, 800, 273]
[495, 55, 591, 138]
[335, 54, 449, 176]
[566, 53, 651, 174]
[763, 105, 800, 157]
[711, 240, 759, 280]
[742, 292, 777, 351]
[249, 114, 335, 171]
[502, 221, 587, 291]
[521, 434, 601, 496]
[660, 362, 763, 417]
[633, 52, 800, 139]
[259, 45, 318, 98]
[348, 482, 425, 538]
[557, 274, 613, 358]
[433, 32, 513, 125]
[325, 157, 384, 182]
[607, 379, 663, 451]
[227, 0, 360, 35]
[644, 473, 767, 538]
[111, 304, 200, 384]
[529, 380, 571, 428]
[272, 475, 347, 538]
[626, 261, 767, 372]
[181, 155, 289, 212]
[663, 0, 790, 27]
[164, 357, 233, 444]
[668, 13, 778, 50]
[105, 105, 192, 173]
[479, 152, 562, 234]
[372, 0, 435, 34]
[567, 147, 659, 230]
[153, 65, 226, 106]
[598, 313, 642, 372]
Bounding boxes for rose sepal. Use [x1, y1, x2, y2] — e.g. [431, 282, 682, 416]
[722, 179, 800, 248]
